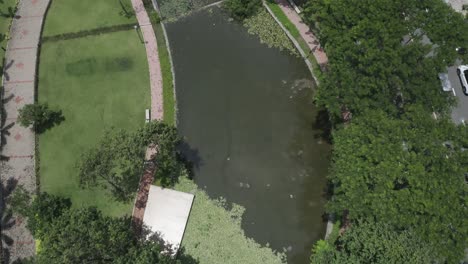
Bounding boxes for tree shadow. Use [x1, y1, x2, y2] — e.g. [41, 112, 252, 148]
[0, 178, 19, 263]
[312, 108, 332, 144]
[177, 141, 203, 180]
[2, 59, 14, 82]
[1, 92, 15, 152]
[34, 110, 65, 134]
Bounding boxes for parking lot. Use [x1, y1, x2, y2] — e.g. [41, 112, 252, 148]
[447, 62, 468, 125]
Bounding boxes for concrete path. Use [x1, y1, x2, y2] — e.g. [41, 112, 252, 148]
[0, 0, 51, 262]
[274, 0, 328, 67]
[130, 0, 164, 121]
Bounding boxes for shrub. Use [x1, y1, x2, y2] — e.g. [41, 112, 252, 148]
[223, 0, 262, 21]
[18, 103, 64, 133]
[243, 9, 299, 56]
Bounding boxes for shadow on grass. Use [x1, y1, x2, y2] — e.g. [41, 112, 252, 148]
[34, 110, 65, 134]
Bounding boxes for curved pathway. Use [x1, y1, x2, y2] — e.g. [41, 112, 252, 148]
[0, 0, 51, 262]
[131, 0, 164, 121]
[274, 0, 328, 67]
[129, 0, 163, 232]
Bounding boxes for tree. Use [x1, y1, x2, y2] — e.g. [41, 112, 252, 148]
[25, 193, 71, 238]
[327, 107, 467, 262]
[310, 219, 437, 264]
[77, 122, 184, 201]
[18, 103, 64, 133]
[138, 121, 183, 186]
[223, 0, 261, 21]
[77, 128, 144, 202]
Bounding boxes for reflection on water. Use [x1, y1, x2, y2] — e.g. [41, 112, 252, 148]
[166, 7, 331, 264]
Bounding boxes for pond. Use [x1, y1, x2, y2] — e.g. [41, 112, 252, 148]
[166, 6, 330, 264]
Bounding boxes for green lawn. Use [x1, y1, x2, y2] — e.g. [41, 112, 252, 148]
[38, 31, 150, 216]
[0, 0, 17, 64]
[43, 0, 136, 37]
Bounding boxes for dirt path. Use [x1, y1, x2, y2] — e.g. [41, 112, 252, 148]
[274, 0, 328, 66]
[0, 0, 51, 262]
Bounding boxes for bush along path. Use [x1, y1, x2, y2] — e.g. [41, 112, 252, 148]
[0, 0, 51, 262]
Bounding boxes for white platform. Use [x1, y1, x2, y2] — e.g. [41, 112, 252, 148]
[143, 185, 194, 253]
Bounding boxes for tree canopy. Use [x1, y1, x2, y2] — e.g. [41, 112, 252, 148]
[18, 103, 64, 133]
[304, 0, 468, 262]
[327, 107, 467, 262]
[303, 0, 466, 120]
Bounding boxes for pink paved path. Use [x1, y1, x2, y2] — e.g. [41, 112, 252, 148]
[131, 0, 164, 121]
[275, 0, 328, 66]
[129, 0, 163, 231]
[1, 0, 52, 262]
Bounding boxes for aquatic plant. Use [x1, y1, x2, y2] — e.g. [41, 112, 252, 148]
[175, 176, 286, 264]
[243, 9, 299, 57]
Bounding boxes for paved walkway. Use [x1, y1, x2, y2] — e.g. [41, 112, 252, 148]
[274, 0, 328, 67]
[131, 0, 164, 121]
[129, 0, 164, 233]
[0, 0, 51, 262]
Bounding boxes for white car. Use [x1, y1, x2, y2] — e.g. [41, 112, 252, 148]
[457, 65, 468, 95]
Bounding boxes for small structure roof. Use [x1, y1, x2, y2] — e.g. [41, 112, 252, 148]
[143, 185, 194, 253]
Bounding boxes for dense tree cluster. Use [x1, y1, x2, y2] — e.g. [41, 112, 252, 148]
[304, 0, 467, 120]
[19, 193, 193, 264]
[303, 0, 468, 262]
[327, 108, 467, 261]
[311, 220, 437, 264]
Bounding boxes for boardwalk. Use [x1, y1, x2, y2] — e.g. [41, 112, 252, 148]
[0, 0, 51, 262]
[275, 0, 328, 66]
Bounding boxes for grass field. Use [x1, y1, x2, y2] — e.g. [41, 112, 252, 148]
[43, 0, 136, 37]
[0, 0, 17, 64]
[38, 31, 150, 216]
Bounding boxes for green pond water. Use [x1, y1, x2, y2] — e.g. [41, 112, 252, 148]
[166, 7, 330, 263]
